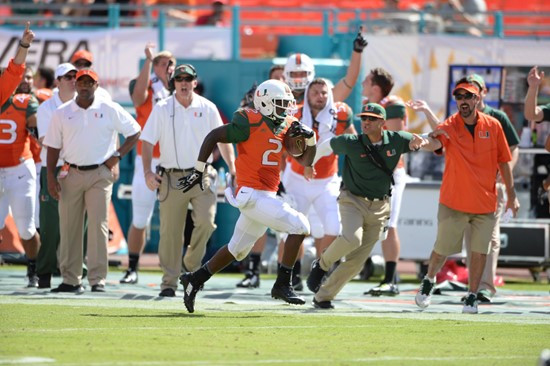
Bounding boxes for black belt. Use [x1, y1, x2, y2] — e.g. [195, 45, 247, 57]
[364, 194, 390, 202]
[69, 163, 101, 171]
[158, 166, 194, 174]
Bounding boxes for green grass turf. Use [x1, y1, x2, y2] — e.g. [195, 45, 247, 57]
[1, 302, 548, 365]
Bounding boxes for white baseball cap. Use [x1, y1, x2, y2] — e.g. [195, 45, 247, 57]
[55, 63, 77, 79]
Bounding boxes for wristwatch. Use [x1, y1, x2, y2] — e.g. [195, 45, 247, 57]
[112, 151, 121, 160]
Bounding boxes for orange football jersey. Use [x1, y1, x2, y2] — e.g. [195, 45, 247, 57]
[228, 108, 293, 192]
[0, 94, 37, 167]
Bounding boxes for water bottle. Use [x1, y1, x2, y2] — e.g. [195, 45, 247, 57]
[519, 126, 531, 148]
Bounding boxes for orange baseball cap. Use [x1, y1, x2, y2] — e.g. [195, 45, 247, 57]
[71, 50, 93, 64]
[76, 69, 99, 82]
[452, 82, 479, 96]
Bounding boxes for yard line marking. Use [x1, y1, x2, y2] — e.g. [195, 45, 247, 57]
[43, 355, 529, 365]
[0, 357, 55, 364]
[1, 324, 383, 333]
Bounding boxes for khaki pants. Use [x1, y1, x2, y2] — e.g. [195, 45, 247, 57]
[315, 190, 390, 302]
[58, 166, 113, 286]
[433, 204, 496, 256]
[158, 168, 217, 291]
[464, 182, 506, 295]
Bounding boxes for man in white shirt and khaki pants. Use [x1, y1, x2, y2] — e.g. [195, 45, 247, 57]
[44, 69, 141, 293]
[140, 64, 236, 297]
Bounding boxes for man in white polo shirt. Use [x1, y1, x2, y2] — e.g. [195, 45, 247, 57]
[35, 62, 77, 288]
[140, 64, 236, 297]
[44, 69, 140, 293]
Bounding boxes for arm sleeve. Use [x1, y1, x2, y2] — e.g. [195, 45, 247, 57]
[140, 104, 160, 145]
[496, 123, 512, 163]
[36, 102, 52, 139]
[26, 96, 39, 118]
[397, 131, 414, 154]
[43, 110, 62, 149]
[225, 109, 252, 143]
[495, 110, 520, 146]
[112, 102, 141, 137]
[0, 59, 25, 106]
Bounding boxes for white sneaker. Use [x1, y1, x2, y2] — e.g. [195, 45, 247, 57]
[415, 278, 435, 309]
[462, 293, 478, 314]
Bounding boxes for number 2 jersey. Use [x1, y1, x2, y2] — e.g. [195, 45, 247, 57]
[225, 108, 297, 192]
[0, 94, 39, 167]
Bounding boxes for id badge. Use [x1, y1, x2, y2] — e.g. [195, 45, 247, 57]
[57, 163, 70, 180]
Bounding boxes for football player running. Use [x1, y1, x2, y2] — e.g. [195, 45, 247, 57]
[178, 80, 316, 313]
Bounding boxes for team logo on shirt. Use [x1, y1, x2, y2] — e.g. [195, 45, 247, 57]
[478, 131, 490, 139]
[386, 149, 396, 157]
[194, 112, 203, 117]
[95, 112, 103, 118]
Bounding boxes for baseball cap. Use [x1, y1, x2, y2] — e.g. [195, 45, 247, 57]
[172, 64, 197, 79]
[452, 82, 479, 96]
[468, 74, 486, 91]
[357, 103, 386, 120]
[71, 50, 93, 64]
[76, 69, 99, 82]
[55, 63, 77, 79]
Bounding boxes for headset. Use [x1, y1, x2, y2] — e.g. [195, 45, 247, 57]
[168, 63, 197, 93]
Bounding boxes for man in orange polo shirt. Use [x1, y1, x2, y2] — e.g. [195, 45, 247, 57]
[415, 78, 519, 314]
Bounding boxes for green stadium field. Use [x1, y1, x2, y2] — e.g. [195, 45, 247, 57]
[1, 267, 549, 365]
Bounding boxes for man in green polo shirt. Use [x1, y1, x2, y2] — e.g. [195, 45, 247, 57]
[465, 73, 520, 302]
[306, 103, 441, 309]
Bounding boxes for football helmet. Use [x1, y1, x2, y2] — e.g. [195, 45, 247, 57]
[284, 53, 315, 91]
[254, 79, 296, 122]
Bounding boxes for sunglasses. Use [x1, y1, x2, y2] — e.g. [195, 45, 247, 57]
[454, 93, 475, 101]
[174, 75, 195, 83]
[360, 115, 381, 122]
[74, 60, 92, 68]
[62, 73, 76, 80]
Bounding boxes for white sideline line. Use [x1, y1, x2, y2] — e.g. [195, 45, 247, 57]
[22, 355, 528, 365]
[1, 324, 382, 333]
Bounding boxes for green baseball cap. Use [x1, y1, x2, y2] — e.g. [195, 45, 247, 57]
[468, 74, 485, 91]
[357, 103, 386, 120]
[173, 64, 197, 79]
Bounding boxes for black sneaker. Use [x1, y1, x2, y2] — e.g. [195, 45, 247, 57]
[292, 275, 303, 292]
[462, 293, 478, 314]
[38, 274, 51, 289]
[312, 298, 334, 309]
[306, 259, 327, 294]
[119, 270, 138, 284]
[236, 271, 259, 288]
[180, 273, 203, 313]
[365, 282, 400, 297]
[271, 282, 305, 305]
[51, 283, 84, 294]
[26, 266, 38, 288]
[91, 284, 106, 292]
[415, 277, 435, 309]
[158, 288, 176, 297]
[26, 274, 38, 288]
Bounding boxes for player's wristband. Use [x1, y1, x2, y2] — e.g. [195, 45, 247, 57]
[195, 161, 206, 173]
[306, 135, 316, 147]
[19, 41, 30, 49]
